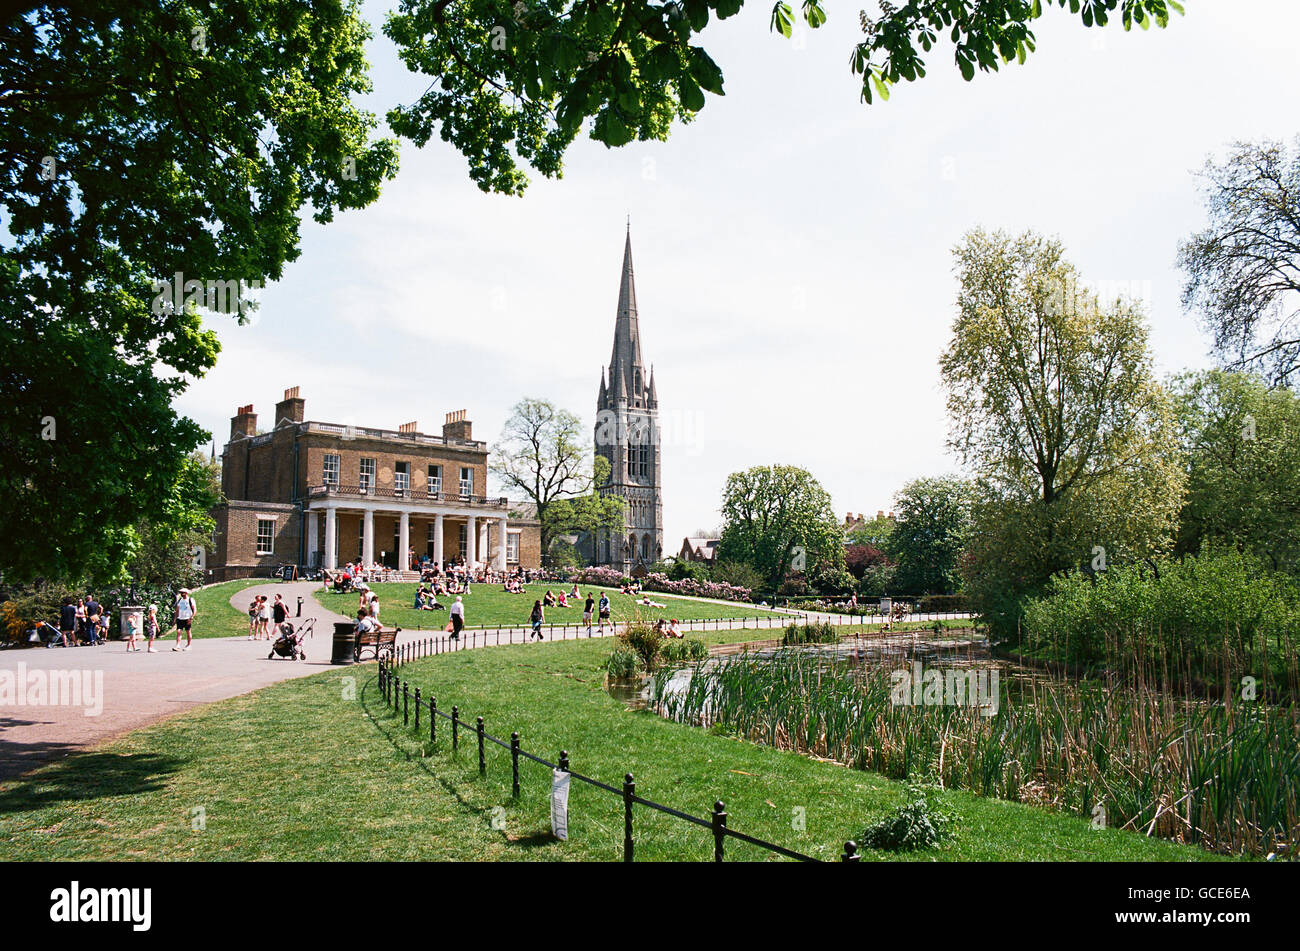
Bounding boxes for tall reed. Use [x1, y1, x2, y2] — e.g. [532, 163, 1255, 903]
[654, 647, 1299, 856]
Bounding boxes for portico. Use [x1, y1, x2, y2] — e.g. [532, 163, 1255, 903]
[305, 486, 509, 572]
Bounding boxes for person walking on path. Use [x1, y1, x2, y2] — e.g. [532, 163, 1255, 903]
[124, 610, 141, 651]
[54, 597, 76, 648]
[83, 595, 103, 646]
[272, 594, 288, 629]
[449, 595, 464, 641]
[529, 600, 545, 641]
[583, 593, 595, 636]
[172, 588, 197, 651]
[145, 604, 161, 653]
[597, 592, 611, 635]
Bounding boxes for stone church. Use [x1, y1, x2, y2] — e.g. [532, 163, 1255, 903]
[581, 229, 664, 572]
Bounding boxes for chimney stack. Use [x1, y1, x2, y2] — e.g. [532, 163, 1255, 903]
[275, 386, 305, 426]
[443, 409, 472, 442]
[398, 421, 419, 434]
[231, 404, 257, 439]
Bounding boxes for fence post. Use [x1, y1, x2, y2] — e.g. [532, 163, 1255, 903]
[841, 841, 859, 862]
[430, 697, 437, 743]
[712, 800, 727, 862]
[414, 687, 421, 730]
[403, 682, 409, 726]
[511, 732, 520, 798]
[623, 773, 635, 863]
[452, 705, 459, 750]
[476, 716, 486, 775]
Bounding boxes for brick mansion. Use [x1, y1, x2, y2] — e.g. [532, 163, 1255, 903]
[207, 391, 542, 581]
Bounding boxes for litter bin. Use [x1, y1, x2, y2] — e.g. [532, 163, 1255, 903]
[331, 621, 358, 665]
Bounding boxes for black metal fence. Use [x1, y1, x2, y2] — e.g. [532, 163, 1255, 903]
[376, 645, 861, 862]
[401, 608, 975, 643]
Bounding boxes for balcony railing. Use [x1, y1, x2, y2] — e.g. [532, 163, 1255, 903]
[307, 484, 507, 508]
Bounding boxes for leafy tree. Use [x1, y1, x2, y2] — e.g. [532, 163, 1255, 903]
[846, 543, 890, 579]
[941, 228, 1185, 637]
[716, 464, 842, 590]
[492, 398, 624, 552]
[1, 1, 398, 583]
[1170, 370, 1300, 573]
[710, 559, 764, 591]
[125, 452, 224, 589]
[1178, 137, 1300, 387]
[384, 0, 1180, 194]
[887, 477, 975, 595]
[846, 512, 894, 549]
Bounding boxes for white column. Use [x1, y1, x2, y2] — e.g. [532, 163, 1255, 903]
[399, 511, 410, 571]
[478, 520, 488, 567]
[323, 507, 337, 570]
[434, 513, 444, 569]
[466, 515, 478, 566]
[363, 509, 375, 566]
[495, 517, 508, 570]
[307, 510, 319, 567]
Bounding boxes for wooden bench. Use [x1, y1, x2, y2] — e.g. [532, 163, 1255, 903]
[355, 625, 399, 663]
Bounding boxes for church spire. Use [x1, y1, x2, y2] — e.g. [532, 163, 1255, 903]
[610, 228, 643, 386]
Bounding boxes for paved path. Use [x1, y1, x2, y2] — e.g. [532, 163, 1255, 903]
[0, 582, 960, 782]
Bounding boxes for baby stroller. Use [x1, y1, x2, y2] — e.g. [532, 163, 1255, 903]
[269, 618, 313, 661]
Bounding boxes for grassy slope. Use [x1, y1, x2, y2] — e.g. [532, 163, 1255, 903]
[189, 579, 276, 640]
[0, 629, 1225, 862]
[317, 582, 777, 631]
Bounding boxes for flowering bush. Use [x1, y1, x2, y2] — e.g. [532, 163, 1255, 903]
[573, 567, 752, 603]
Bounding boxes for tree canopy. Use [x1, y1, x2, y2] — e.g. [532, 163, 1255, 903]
[1179, 137, 1300, 387]
[0, 1, 397, 584]
[941, 228, 1184, 636]
[887, 476, 974, 595]
[384, 0, 1182, 194]
[491, 397, 623, 555]
[1170, 369, 1300, 574]
[716, 464, 842, 590]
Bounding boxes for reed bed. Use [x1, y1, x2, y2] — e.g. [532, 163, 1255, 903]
[653, 647, 1299, 857]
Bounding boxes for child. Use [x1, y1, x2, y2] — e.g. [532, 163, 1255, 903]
[146, 604, 160, 653]
[125, 611, 141, 651]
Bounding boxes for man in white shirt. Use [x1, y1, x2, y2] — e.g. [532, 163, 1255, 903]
[449, 596, 464, 641]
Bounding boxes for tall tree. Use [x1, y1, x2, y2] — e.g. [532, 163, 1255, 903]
[887, 476, 975, 595]
[492, 398, 622, 554]
[1178, 137, 1300, 387]
[1, 1, 398, 583]
[1170, 369, 1300, 573]
[385, 0, 1181, 194]
[941, 228, 1185, 637]
[716, 464, 842, 590]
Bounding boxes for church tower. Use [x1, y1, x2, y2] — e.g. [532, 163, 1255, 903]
[592, 228, 662, 572]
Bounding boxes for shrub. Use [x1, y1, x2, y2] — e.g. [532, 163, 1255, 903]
[917, 593, 968, 614]
[1021, 547, 1300, 687]
[660, 637, 709, 664]
[809, 564, 856, 596]
[859, 783, 957, 852]
[781, 621, 839, 645]
[710, 560, 763, 592]
[619, 617, 663, 670]
[856, 562, 897, 598]
[605, 647, 641, 680]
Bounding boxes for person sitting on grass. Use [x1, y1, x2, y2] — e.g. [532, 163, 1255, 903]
[556, 590, 569, 608]
[543, 590, 556, 607]
[637, 595, 666, 609]
[667, 618, 682, 639]
[568, 583, 581, 600]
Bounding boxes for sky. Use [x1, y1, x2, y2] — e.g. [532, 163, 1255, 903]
[175, 0, 1300, 544]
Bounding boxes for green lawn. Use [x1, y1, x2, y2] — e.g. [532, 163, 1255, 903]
[317, 582, 779, 632]
[190, 579, 272, 640]
[0, 627, 1227, 861]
